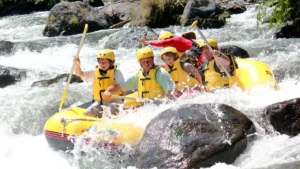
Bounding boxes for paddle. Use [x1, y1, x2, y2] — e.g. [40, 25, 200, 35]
[59, 24, 88, 112]
[190, 21, 245, 90]
[190, 20, 231, 77]
[111, 95, 150, 102]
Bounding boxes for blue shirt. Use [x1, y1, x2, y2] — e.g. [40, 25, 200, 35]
[119, 67, 175, 93]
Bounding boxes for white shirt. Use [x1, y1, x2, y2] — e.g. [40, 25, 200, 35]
[81, 68, 124, 84]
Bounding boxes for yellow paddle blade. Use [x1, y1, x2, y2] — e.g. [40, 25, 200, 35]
[190, 20, 198, 28]
[59, 89, 68, 111]
[84, 24, 88, 32]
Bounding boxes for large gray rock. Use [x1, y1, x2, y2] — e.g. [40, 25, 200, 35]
[264, 98, 300, 136]
[31, 73, 83, 87]
[0, 65, 26, 88]
[103, 1, 139, 24]
[104, 27, 158, 49]
[136, 103, 255, 169]
[181, 0, 226, 28]
[43, 1, 109, 37]
[220, 45, 250, 59]
[130, 0, 185, 27]
[275, 25, 300, 39]
[216, 0, 246, 14]
[0, 41, 14, 55]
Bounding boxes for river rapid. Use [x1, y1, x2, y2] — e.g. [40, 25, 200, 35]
[1, 4, 300, 169]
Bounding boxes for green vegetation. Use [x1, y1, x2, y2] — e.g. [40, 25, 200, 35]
[48, 14, 56, 23]
[257, 0, 300, 30]
[69, 15, 79, 24]
[139, 0, 186, 27]
[218, 11, 230, 22]
[129, 8, 135, 19]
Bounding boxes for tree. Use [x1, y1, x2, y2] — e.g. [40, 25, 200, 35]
[257, 0, 300, 31]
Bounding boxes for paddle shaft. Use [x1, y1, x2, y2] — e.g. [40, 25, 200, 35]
[59, 24, 88, 111]
[111, 95, 149, 102]
[191, 21, 231, 77]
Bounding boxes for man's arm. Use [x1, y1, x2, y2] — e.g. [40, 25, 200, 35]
[214, 51, 232, 73]
[140, 36, 192, 52]
[114, 69, 126, 95]
[74, 57, 84, 78]
[114, 69, 125, 83]
[73, 57, 95, 83]
[181, 62, 203, 85]
[104, 72, 139, 97]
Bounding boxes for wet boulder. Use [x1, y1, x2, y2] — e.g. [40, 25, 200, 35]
[43, 1, 109, 37]
[104, 27, 158, 49]
[275, 25, 300, 39]
[264, 98, 300, 136]
[0, 41, 14, 55]
[31, 73, 83, 87]
[220, 45, 250, 58]
[130, 0, 185, 27]
[103, 0, 139, 25]
[0, 65, 26, 88]
[181, 0, 226, 28]
[136, 103, 255, 169]
[216, 0, 246, 14]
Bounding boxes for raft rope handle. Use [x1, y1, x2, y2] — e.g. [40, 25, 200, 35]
[59, 117, 103, 137]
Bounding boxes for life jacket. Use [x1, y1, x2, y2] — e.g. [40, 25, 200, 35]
[203, 54, 238, 90]
[93, 65, 123, 102]
[165, 59, 200, 91]
[138, 66, 165, 99]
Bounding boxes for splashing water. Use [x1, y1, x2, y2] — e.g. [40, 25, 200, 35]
[1, 5, 300, 169]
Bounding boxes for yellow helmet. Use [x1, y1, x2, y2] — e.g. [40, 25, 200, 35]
[160, 47, 179, 59]
[96, 49, 115, 61]
[199, 38, 218, 49]
[158, 31, 174, 40]
[137, 47, 154, 62]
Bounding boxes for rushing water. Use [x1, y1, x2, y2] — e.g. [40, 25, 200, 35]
[1, 4, 300, 169]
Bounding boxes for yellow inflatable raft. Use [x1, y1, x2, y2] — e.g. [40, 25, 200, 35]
[44, 59, 277, 151]
[235, 58, 277, 90]
[204, 58, 278, 91]
[44, 101, 143, 151]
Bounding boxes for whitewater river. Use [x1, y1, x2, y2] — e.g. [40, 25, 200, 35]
[1, 4, 300, 169]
